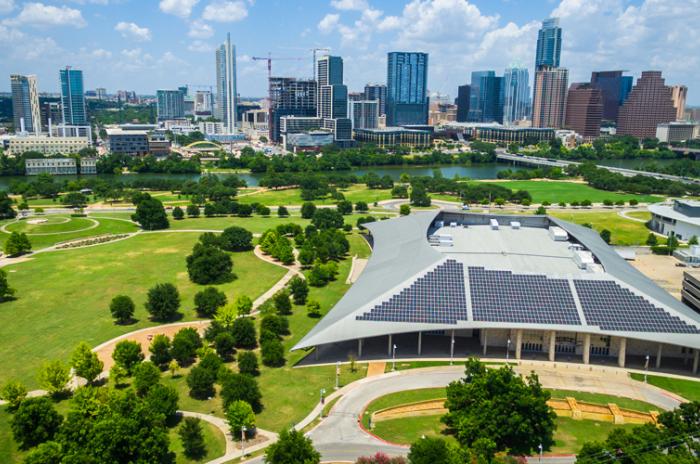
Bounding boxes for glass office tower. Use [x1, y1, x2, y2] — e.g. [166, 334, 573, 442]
[59, 67, 87, 125]
[386, 52, 429, 126]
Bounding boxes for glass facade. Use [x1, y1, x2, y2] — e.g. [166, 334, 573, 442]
[386, 52, 429, 126]
[468, 71, 503, 123]
[535, 18, 562, 69]
[590, 71, 633, 123]
[59, 67, 87, 125]
[503, 67, 531, 125]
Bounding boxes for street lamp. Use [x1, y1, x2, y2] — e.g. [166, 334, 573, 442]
[335, 361, 340, 390]
[392, 344, 397, 371]
[320, 388, 326, 406]
[644, 354, 650, 383]
[506, 338, 511, 362]
[450, 337, 455, 365]
[241, 425, 247, 457]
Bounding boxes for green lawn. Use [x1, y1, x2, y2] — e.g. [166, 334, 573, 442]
[0, 216, 138, 250]
[0, 405, 23, 463]
[551, 417, 638, 455]
[548, 389, 658, 412]
[239, 185, 393, 207]
[478, 181, 663, 204]
[169, 416, 227, 464]
[0, 232, 286, 387]
[629, 373, 700, 402]
[549, 211, 657, 246]
[372, 414, 454, 446]
[625, 211, 652, 222]
[167, 215, 311, 233]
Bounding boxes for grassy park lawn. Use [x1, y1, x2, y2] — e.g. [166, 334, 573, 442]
[0, 232, 286, 387]
[169, 417, 227, 464]
[167, 214, 310, 233]
[630, 373, 700, 402]
[239, 185, 393, 207]
[549, 211, 655, 246]
[548, 389, 658, 412]
[625, 211, 652, 222]
[0, 215, 138, 250]
[550, 417, 638, 455]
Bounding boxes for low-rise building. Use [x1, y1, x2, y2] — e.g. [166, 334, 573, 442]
[80, 157, 97, 174]
[681, 271, 700, 314]
[283, 131, 334, 153]
[25, 157, 77, 175]
[8, 136, 89, 156]
[106, 128, 150, 155]
[473, 126, 555, 144]
[354, 127, 431, 148]
[649, 199, 700, 241]
[656, 122, 698, 143]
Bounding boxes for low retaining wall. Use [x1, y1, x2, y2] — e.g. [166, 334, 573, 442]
[372, 397, 659, 426]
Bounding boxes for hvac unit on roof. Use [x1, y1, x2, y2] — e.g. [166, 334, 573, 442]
[490, 219, 499, 230]
[548, 226, 568, 241]
[573, 250, 595, 269]
[510, 221, 521, 229]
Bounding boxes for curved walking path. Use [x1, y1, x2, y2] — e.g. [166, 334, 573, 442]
[0, 217, 100, 235]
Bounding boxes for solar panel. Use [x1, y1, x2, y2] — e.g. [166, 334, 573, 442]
[356, 259, 468, 324]
[574, 280, 700, 333]
[469, 267, 581, 325]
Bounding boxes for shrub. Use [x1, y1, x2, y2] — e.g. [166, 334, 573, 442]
[214, 332, 236, 360]
[355, 201, 369, 212]
[273, 289, 292, 315]
[237, 351, 259, 376]
[399, 204, 410, 216]
[231, 317, 257, 349]
[186, 204, 200, 217]
[172, 206, 184, 220]
[306, 300, 321, 318]
[1, 380, 27, 411]
[277, 206, 289, 217]
[234, 295, 253, 316]
[288, 276, 309, 305]
[109, 295, 135, 324]
[599, 229, 612, 244]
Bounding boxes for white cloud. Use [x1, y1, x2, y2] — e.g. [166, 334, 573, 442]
[159, 0, 199, 18]
[330, 0, 368, 10]
[0, 0, 15, 15]
[87, 47, 112, 59]
[187, 40, 213, 52]
[318, 13, 339, 33]
[115, 21, 151, 41]
[202, 0, 248, 22]
[188, 19, 213, 38]
[5, 2, 86, 27]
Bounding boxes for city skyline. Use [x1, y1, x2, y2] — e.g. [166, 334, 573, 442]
[1, 0, 698, 105]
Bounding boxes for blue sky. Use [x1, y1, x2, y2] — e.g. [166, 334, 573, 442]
[1, 0, 698, 104]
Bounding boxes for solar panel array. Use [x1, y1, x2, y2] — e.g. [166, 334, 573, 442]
[356, 259, 467, 324]
[574, 280, 700, 333]
[469, 267, 581, 325]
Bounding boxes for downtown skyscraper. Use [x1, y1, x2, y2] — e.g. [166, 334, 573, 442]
[532, 18, 567, 128]
[317, 55, 352, 141]
[215, 33, 237, 134]
[502, 67, 530, 125]
[59, 67, 87, 126]
[10, 74, 41, 134]
[386, 52, 429, 126]
[535, 17, 562, 69]
[590, 71, 633, 123]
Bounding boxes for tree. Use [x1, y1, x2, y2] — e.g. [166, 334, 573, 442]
[231, 317, 257, 349]
[214, 303, 238, 328]
[186, 203, 200, 217]
[171, 327, 202, 366]
[186, 244, 233, 284]
[337, 200, 353, 215]
[646, 233, 658, 246]
[0, 191, 17, 219]
[110, 364, 128, 386]
[1, 379, 27, 411]
[261, 338, 285, 367]
[179, 417, 207, 459]
[629, 198, 639, 206]
[407, 437, 465, 464]
[149, 334, 172, 368]
[355, 201, 369, 212]
[131, 197, 169, 230]
[70, 342, 104, 384]
[273, 289, 292, 315]
[37, 360, 70, 396]
[109, 295, 135, 324]
[600, 229, 612, 244]
[172, 206, 184, 220]
[442, 358, 556, 455]
[410, 185, 431, 207]
[220, 372, 262, 412]
[187, 364, 216, 399]
[237, 351, 259, 376]
[214, 332, 236, 360]
[668, 234, 680, 251]
[145, 384, 179, 421]
[288, 276, 309, 305]
[145, 282, 181, 321]
[399, 204, 411, 216]
[23, 441, 64, 464]
[168, 359, 180, 377]
[132, 361, 161, 396]
[4, 231, 31, 256]
[306, 300, 321, 318]
[112, 340, 145, 374]
[62, 192, 88, 208]
[220, 226, 253, 251]
[690, 235, 699, 246]
[277, 205, 289, 217]
[234, 295, 253, 316]
[265, 429, 320, 464]
[194, 287, 228, 318]
[260, 314, 289, 337]
[10, 397, 63, 449]
[227, 400, 256, 438]
[535, 205, 546, 215]
[301, 202, 316, 219]
[312, 208, 344, 229]
[0, 268, 15, 301]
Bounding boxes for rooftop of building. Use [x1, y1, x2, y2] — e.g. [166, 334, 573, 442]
[355, 126, 431, 133]
[105, 128, 149, 136]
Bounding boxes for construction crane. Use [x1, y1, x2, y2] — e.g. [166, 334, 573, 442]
[310, 47, 330, 79]
[251, 53, 305, 141]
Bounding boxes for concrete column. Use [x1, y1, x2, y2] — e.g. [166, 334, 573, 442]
[358, 339, 363, 358]
[450, 330, 455, 359]
[515, 329, 523, 360]
[583, 333, 591, 365]
[417, 332, 422, 356]
[656, 344, 663, 369]
[548, 331, 556, 362]
[387, 334, 393, 357]
[618, 337, 627, 368]
[693, 350, 699, 375]
[482, 329, 488, 356]
[315, 347, 319, 361]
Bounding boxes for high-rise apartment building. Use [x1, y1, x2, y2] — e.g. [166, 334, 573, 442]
[194, 91, 214, 116]
[269, 77, 317, 142]
[386, 52, 429, 126]
[364, 84, 387, 116]
[590, 71, 633, 123]
[564, 83, 603, 138]
[215, 33, 238, 133]
[10, 74, 42, 134]
[672, 85, 688, 121]
[468, 71, 492, 121]
[532, 66, 569, 129]
[316, 55, 351, 141]
[535, 18, 562, 69]
[468, 71, 503, 123]
[350, 100, 379, 129]
[618, 71, 676, 139]
[59, 67, 87, 125]
[41, 101, 62, 129]
[503, 67, 530, 125]
[156, 89, 185, 120]
[95, 88, 107, 100]
[455, 84, 470, 122]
